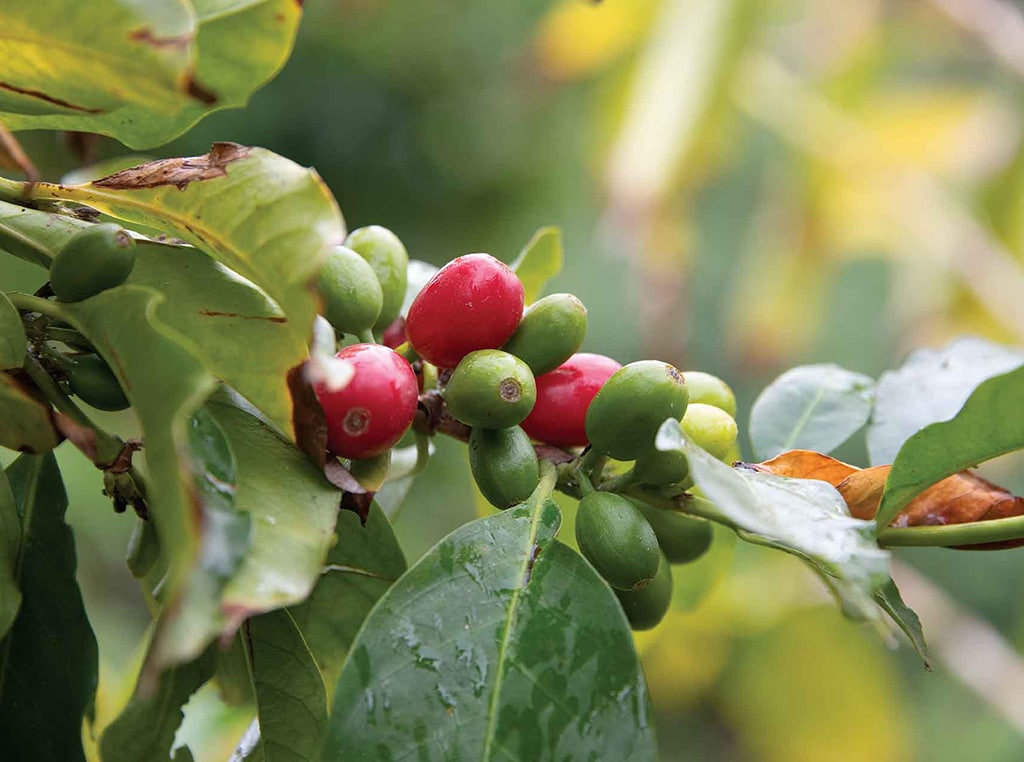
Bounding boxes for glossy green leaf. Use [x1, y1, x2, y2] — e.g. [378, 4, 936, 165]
[510, 226, 563, 304]
[875, 580, 929, 669]
[0, 453, 98, 762]
[867, 337, 1024, 465]
[0, 2, 302, 149]
[323, 483, 657, 760]
[0, 469, 18, 639]
[0, 293, 26, 370]
[657, 421, 890, 622]
[243, 609, 328, 761]
[205, 390, 338, 622]
[99, 648, 217, 762]
[289, 504, 407, 683]
[0, 371, 60, 454]
[0, 199, 90, 268]
[32, 144, 345, 434]
[748, 364, 875, 461]
[875, 364, 1024, 530]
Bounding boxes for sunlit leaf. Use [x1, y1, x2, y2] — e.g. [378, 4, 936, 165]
[0, 293, 26, 370]
[99, 648, 217, 762]
[867, 337, 1024, 465]
[511, 226, 563, 304]
[0, 2, 302, 149]
[876, 364, 1024, 530]
[324, 482, 656, 760]
[30, 144, 346, 434]
[0, 453, 98, 761]
[289, 504, 407, 684]
[749, 364, 875, 461]
[0, 371, 60, 454]
[242, 608, 328, 761]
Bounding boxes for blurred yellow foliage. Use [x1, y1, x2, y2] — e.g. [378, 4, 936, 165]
[533, 0, 657, 80]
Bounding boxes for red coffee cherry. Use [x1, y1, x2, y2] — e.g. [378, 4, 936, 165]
[381, 316, 407, 349]
[520, 353, 621, 447]
[313, 343, 419, 459]
[405, 253, 524, 368]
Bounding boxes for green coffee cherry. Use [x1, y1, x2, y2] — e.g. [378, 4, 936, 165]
[445, 350, 536, 429]
[502, 293, 587, 376]
[633, 448, 690, 488]
[50, 223, 136, 302]
[318, 245, 384, 336]
[469, 426, 539, 509]
[635, 502, 712, 565]
[681, 403, 738, 461]
[344, 226, 409, 331]
[66, 354, 129, 411]
[683, 370, 736, 416]
[585, 360, 689, 460]
[575, 492, 660, 591]
[614, 552, 673, 631]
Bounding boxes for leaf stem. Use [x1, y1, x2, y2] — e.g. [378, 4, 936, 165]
[0, 176, 28, 203]
[878, 516, 1024, 548]
[6, 291, 75, 325]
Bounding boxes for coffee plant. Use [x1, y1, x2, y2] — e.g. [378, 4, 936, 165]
[1, 3, 1023, 760]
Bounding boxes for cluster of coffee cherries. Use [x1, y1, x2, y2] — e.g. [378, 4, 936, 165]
[312, 231, 740, 631]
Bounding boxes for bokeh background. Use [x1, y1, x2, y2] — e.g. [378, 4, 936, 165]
[4, 0, 1024, 759]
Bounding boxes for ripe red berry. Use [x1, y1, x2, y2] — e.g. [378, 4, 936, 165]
[381, 316, 407, 349]
[521, 353, 622, 448]
[405, 253, 524, 368]
[313, 343, 419, 459]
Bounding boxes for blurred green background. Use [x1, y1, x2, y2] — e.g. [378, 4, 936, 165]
[5, 0, 1024, 759]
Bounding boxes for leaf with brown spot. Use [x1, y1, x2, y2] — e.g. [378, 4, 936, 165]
[1, 1, 303, 149]
[0, 371, 60, 454]
[756, 450, 1024, 549]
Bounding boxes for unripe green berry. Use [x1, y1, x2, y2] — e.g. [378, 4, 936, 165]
[502, 293, 587, 376]
[681, 403, 738, 461]
[66, 354, 129, 411]
[614, 551, 673, 631]
[344, 226, 409, 331]
[682, 370, 736, 416]
[469, 426, 539, 509]
[633, 448, 690, 488]
[575, 492, 660, 591]
[634, 502, 712, 565]
[445, 350, 536, 429]
[50, 223, 136, 302]
[585, 360, 689, 460]
[317, 245, 384, 336]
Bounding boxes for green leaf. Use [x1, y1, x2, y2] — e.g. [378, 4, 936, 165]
[0, 293, 26, 370]
[33, 143, 345, 434]
[867, 337, 1024, 465]
[323, 482, 657, 760]
[205, 390, 339, 622]
[99, 648, 217, 762]
[61, 286, 217, 670]
[0, 453, 98, 762]
[242, 609, 328, 761]
[0, 371, 60, 454]
[289, 504, 407, 683]
[748, 364, 875, 461]
[128, 240, 303, 447]
[874, 580, 930, 669]
[0, 469, 19, 640]
[875, 364, 1024, 530]
[0, 199, 90, 267]
[657, 421, 890, 622]
[510, 226, 563, 304]
[0, 2, 302, 149]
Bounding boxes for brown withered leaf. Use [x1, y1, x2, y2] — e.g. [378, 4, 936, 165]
[756, 450, 1024, 549]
